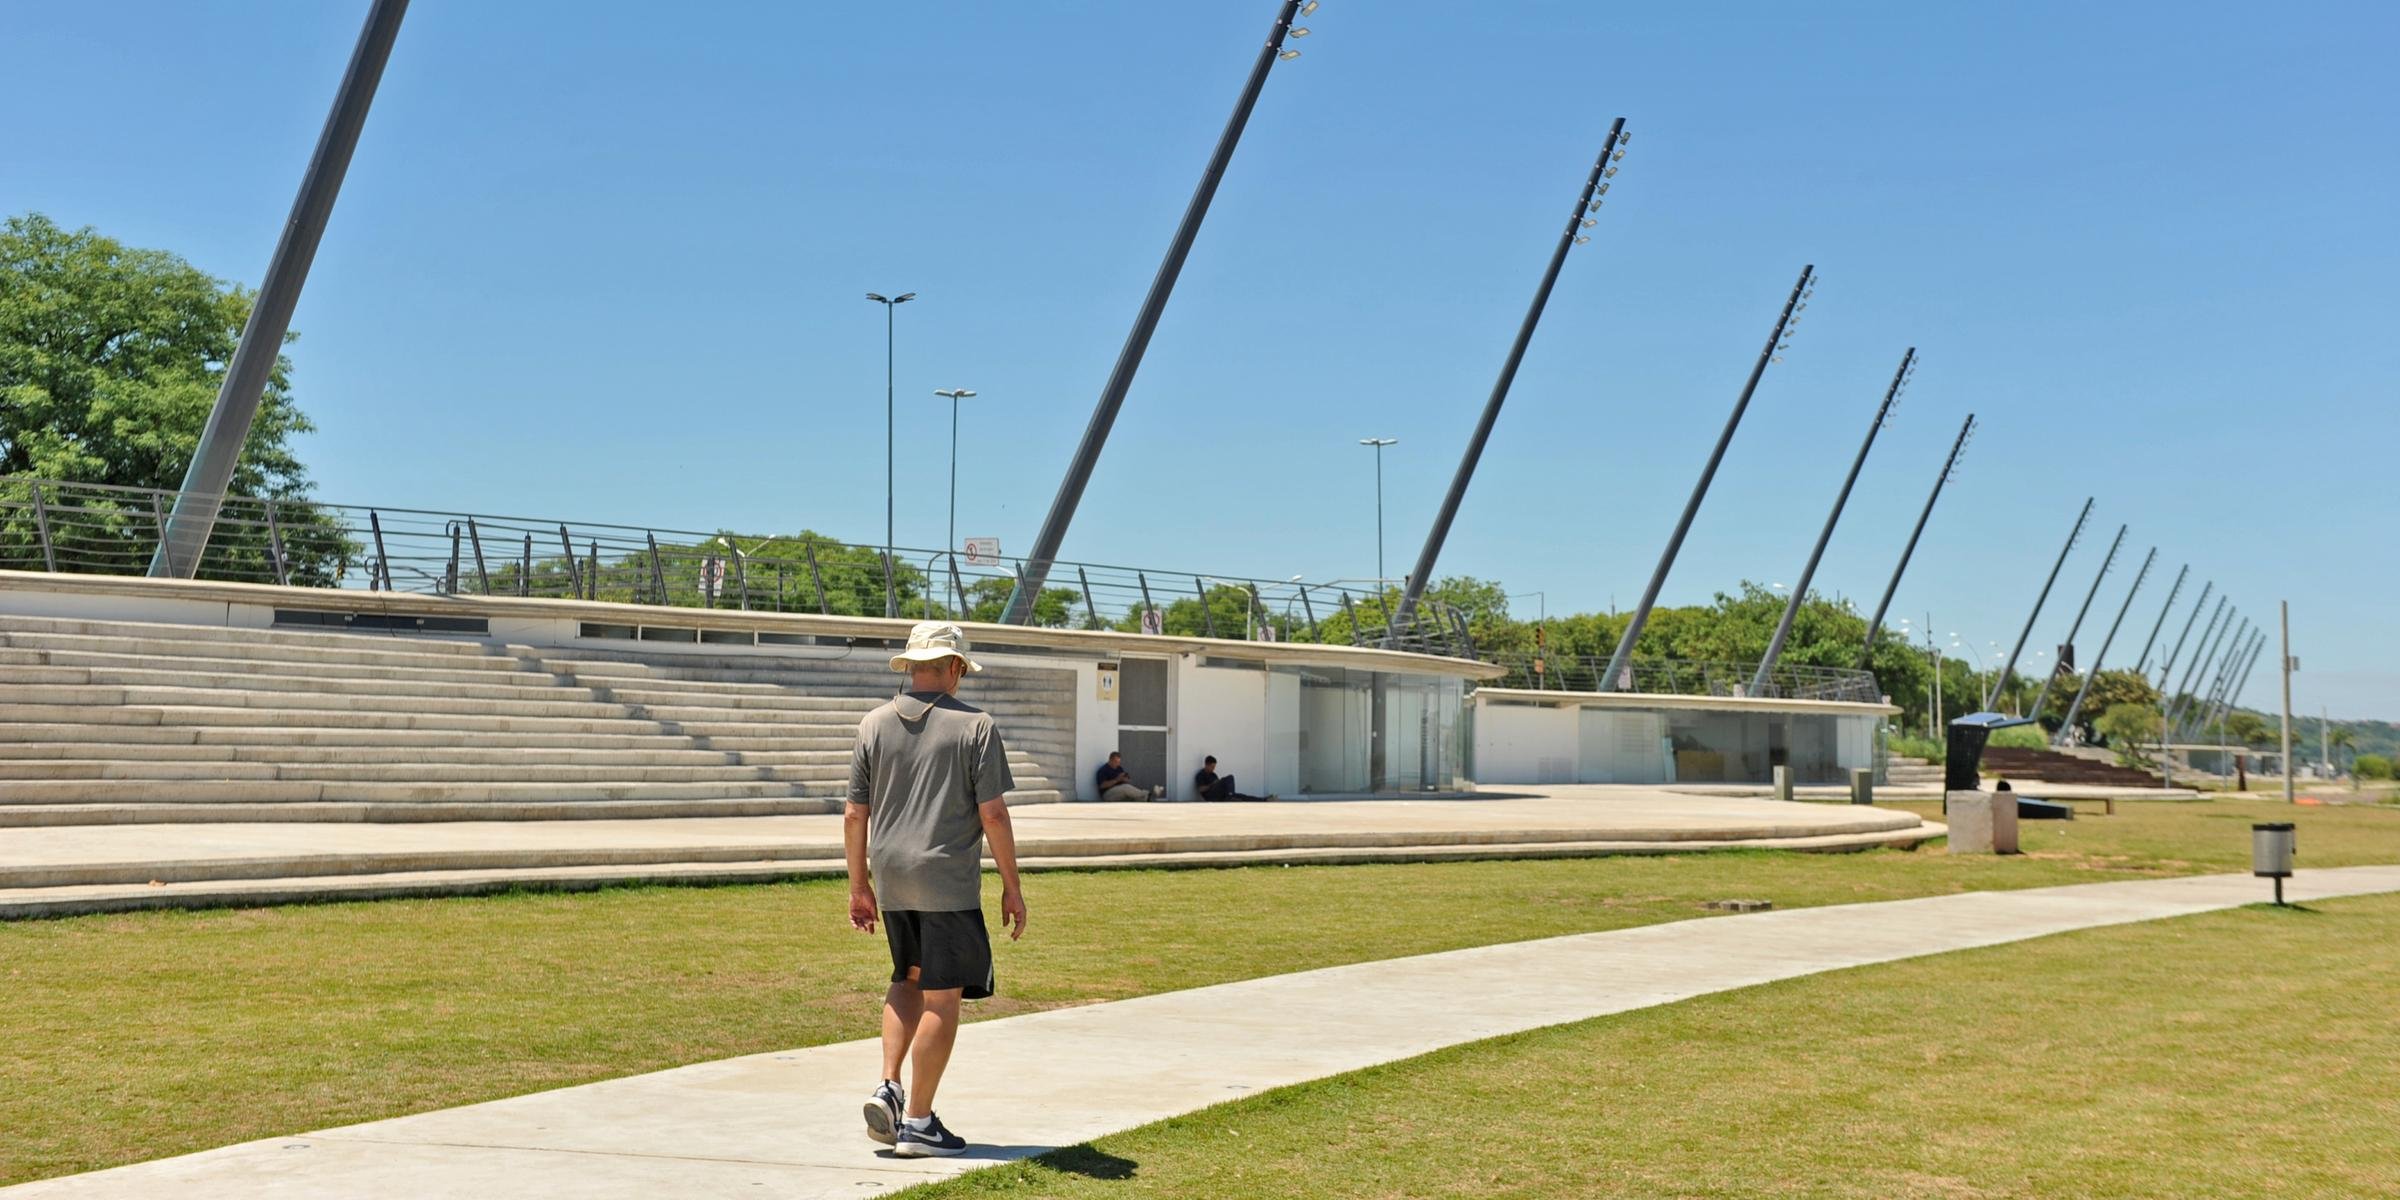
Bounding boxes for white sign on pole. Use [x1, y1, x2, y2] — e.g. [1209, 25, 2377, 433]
[963, 537, 1001, 566]
[1139, 607, 1164, 637]
[698, 555, 724, 601]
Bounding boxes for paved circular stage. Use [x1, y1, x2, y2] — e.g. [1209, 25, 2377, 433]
[0, 787, 1940, 918]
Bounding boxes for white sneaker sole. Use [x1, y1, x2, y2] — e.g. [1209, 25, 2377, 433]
[862, 1100, 897, 1145]
[892, 1139, 966, 1158]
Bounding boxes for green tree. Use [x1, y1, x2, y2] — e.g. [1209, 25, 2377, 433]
[2221, 711, 2272, 747]
[2355, 754, 2393, 781]
[2040, 669, 2160, 743]
[2095, 702, 2164, 768]
[2327, 726, 2357, 776]
[1, 212, 346, 580]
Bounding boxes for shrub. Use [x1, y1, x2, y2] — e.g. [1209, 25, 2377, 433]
[1887, 733, 1945, 764]
[1991, 725, 2049, 750]
[2357, 754, 2395, 781]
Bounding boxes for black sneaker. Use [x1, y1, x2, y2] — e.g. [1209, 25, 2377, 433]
[893, 1113, 968, 1158]
[863, 1080, 905, 1145]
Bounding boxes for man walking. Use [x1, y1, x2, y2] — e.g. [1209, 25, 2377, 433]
[847, 621, 1027, 1157]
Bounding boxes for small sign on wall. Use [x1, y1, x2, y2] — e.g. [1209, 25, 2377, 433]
[1096, 662, 1119, 702]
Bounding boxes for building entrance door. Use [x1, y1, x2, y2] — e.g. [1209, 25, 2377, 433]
[1116, 657, 1170, 797]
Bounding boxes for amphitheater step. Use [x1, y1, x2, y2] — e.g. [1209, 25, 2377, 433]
[0, 790, 1066, 827]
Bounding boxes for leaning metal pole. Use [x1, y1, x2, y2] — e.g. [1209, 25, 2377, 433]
[2154, 579, 2213, 690]
[149, 0, 409, 578]
[1859, 413, 1974, 668]
[2055, 545, 2155, 744]
[1599, 265, 1815, 690]
[2169, 605, 2236, 728]
[1385, 121, 1628, 640]
[2184, 620, 2252, 738]
[2174, 614, 2246, 736]
[2130, 563, 2189, 678]
[2182, 628, 2252, 740]
[1001, 1, 1304, 624]
[1754, 348, 1915, 693]
[2166, 594, 2228, 712]
[2027, 522, 2126, 723]
[1985, 498, 2093, 710]
[2206, 635, 2266, 738]
[2193, 631, 2258, 737]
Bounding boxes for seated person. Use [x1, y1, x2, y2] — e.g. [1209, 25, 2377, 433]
[1094, 751, 1162, 802]
[1192, 755, 1270, 802]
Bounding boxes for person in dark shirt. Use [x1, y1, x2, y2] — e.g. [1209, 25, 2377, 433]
[1192, 755, 1270, 802]
[1093, 751, 1161, 803]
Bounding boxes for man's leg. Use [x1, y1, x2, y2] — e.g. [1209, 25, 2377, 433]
[904, 986, 965, 1118]
[1101, 782, 1145, 803]
[882, 973, 926, 1082]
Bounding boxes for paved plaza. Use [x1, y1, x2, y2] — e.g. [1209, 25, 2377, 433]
[13, 865, 2396, 1198]
[1, 787, 1936, 917]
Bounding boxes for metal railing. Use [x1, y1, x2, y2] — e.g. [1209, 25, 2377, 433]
[0, 477, 1475, 657]
[1486, 654, 1883, 704]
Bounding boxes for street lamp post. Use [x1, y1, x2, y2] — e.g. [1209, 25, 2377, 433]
[866, 291, 917, 617]
[932, 389, 978, 560]
[1359, 438, 1397, 585]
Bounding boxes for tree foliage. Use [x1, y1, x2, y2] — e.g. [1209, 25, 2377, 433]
[1, 212, 346, 579]
[2095, 702, 2164, 767]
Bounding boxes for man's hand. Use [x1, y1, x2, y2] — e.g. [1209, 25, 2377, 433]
[1000, 885, 1027, 941]
[849, 884, 878, 933]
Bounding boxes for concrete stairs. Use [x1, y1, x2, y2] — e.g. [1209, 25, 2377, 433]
[0, 614, 1074, 825]
[1979, 745, 2160, 788]
[1884, 755, 1946, 786]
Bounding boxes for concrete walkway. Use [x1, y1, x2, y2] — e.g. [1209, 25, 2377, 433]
[0, 789, 1936, 917]
[15, 864, 2398, 1198]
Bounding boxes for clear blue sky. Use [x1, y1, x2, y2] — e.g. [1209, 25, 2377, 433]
[6, 1, 2394, 719]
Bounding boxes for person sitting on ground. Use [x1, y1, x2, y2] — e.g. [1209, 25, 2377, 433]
[1193, 755, 1271, 802]
[1094, 751, 1163, 803]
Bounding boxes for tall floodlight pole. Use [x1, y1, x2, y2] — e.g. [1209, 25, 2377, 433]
[1987, 498, 2093, 711]
[2027, 522, 2126, 723]
[866, 292, 917, 617]
[2279, 601, 2294, 803]
[1002, 1, 1313, 624]
[1359, 438, 1397, 584]
[2055, 545, 2155, 744]
[1754, 349, 1916, 693]
[2130, 563, 2189, 678]
[2153, 579, 2213, 690]
[1387, 120, 1632, 640]
[933, 389, 978, 559]
[1599, 265, 1815, 689]
[149, 0, 409, 578]
[1860, 414, 1974, 668]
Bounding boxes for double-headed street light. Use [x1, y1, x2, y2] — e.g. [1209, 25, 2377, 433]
[1359, 438, 1398, 586]
[932, 388, 979, 566]
[866, 291, 917, 617]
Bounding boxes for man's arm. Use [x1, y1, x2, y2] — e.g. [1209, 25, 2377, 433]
[845, 721, 875, 932]
[844, 801, 875, 932]
[978, 796, 1026, 941]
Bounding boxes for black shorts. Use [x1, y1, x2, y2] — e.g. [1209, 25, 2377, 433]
[883, 908, 994, 1000]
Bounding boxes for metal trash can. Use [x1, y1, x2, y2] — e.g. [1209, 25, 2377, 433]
[2253, 822, 2295, 905]
[2252, 823, 2295, 878]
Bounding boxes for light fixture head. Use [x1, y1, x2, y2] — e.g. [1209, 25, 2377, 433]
[1612, 149, 1625, 161]
[1278, 48, 1300, 60]
[896, 292, 917, 303]
[1300, 0, 1319, 13]
[1574, 235, 1591, 245]
[1603, 166, 1618, 178]
[1289, 26, 1310, 37]
[1581, 218, 1597, 228]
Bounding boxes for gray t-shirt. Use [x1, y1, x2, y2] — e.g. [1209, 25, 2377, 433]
[848, 690, 1015, 912]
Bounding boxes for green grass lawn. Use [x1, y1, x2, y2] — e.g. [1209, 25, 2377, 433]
[4, 797, 2397, 1185]
[909, 893, 2400, 1199]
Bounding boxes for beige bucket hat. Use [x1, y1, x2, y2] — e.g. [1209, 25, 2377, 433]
[888, 620, 984, 673]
